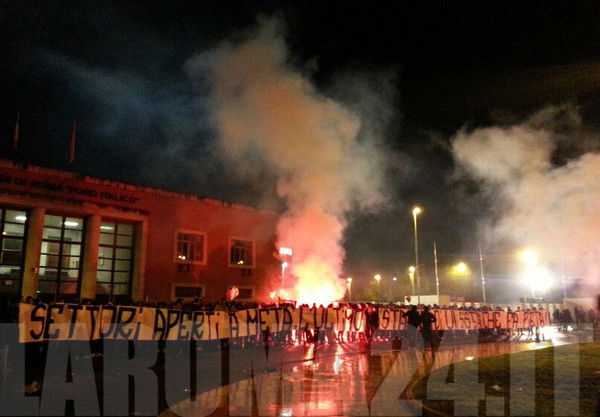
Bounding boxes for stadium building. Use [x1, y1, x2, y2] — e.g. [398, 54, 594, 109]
[0, 160, 280, 304]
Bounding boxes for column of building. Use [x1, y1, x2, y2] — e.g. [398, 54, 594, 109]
[79, 214, 101, 301]
[21, 207, 45, 299]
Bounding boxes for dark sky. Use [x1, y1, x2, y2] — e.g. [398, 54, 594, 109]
[2, 1, 600, 298]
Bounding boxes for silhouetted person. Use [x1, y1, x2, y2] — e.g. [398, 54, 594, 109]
[403, 305, 421, 348]
[366, 306, 379, 341]
[420, 306, 437, 349]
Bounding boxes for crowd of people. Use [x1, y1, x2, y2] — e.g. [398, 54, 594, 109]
[553, 306, 599, 331]
[3, 294, 598, 391]
[3, 294, 598, 347]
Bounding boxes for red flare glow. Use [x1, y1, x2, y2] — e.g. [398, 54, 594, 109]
[292, 255, 345, 306]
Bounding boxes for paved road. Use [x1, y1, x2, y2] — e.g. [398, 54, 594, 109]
[160, 326, 596, 417]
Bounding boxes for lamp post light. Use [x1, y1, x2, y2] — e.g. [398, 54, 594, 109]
[412, 207, 422, 304]
[452, 262, 470, 297]
[374, 274, 381, 299]
[347, 277, 352, 301]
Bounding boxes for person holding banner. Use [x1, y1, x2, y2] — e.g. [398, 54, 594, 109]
[402, 305, 421, 348]
[420, 305, 437, 350]
[366, 306, 379, 342]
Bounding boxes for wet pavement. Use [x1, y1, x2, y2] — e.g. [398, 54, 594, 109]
[160, 327, 596, 417]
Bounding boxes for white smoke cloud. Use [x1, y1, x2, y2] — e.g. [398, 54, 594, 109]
[452, 104, 600, 293]
[186, 16, 391, 303]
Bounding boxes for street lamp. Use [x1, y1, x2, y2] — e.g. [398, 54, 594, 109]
[374, 274, 381, 298]
[346, 277, 352, 301]
[454, 262, 468, 274]
[412, 206, 422, 304]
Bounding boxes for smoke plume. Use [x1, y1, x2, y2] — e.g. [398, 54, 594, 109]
[186, 17, 389, 303]
[452, 104, 600, 293]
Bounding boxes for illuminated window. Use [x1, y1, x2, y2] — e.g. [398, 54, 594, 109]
[0, 207, 27, 296]
[38, 214, 83, 301]
[96, 221, 135, 302]
[229, 238, 254, 268]
[174, 230, 206, 265]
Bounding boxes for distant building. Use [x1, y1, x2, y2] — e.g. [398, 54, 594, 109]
[0, 160, 280, 303]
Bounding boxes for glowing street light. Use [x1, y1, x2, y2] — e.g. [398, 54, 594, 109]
[520, 249, 538, 268]
[374, 274, 381, 297]
[412, 206, 422, 304]
[346, 277, 353, 301]
[523, 267, 553, 298]
[520, 250, 551, 300]
[454, 262, 468, 274]
[452, 262, 470, 296]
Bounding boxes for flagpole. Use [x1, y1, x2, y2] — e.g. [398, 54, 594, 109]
[69, 119, 76, 163]
[434, 241, 440, 298]
[13, 112, 20, 151]
[479, 244, 486, 304]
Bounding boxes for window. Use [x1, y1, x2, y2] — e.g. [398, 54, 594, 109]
[96, 221, 135, 302]
[171, 283, 205, 301]
[0, 208, 27, 296]
[39, 215, 84, 300]
[229, 237, 255, 268]
[174, 230, 206, 265]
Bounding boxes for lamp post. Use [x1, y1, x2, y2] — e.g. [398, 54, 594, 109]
[434, 241, 440, 298]
[479, 244, 486, 304]
[374, 274, 381, 299]
[281, 261, 288, 290]
[408, 266, 415, 295]
[346, 277, 352, 301]
[412, 207, 422, 304]
[279, 247, 292, 291]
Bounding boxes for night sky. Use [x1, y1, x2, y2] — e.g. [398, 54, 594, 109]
[2, 1, 600, 300]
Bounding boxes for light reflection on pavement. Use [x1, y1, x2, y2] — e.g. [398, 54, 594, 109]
[161, 327, 595, 417]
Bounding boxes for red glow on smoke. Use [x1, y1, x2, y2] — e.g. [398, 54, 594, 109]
[291, 255, 345, 306]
